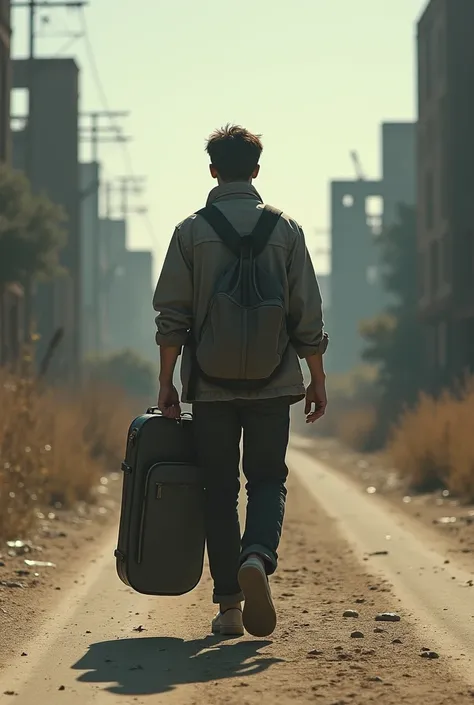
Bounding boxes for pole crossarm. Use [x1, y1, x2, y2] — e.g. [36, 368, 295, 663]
[13, 2, 88, 7]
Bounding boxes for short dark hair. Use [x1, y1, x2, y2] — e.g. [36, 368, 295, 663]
[205, 124, 263, 182]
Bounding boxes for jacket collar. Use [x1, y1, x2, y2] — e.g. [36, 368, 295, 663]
[206, 181, 263, 206]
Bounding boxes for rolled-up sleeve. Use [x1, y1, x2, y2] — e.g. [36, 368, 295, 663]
[153, 227, 193, 348]
[287, 223, 329, 358]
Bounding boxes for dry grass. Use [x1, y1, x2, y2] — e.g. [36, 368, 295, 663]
[389, 382, 474, 500]
[0, 370, 131, 541]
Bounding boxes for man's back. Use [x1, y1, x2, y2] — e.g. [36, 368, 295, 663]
[154, 181, 326, 403]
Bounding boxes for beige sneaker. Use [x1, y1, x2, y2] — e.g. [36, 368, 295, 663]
[238, 556, 277, 637]
[211, 608, 244, 637]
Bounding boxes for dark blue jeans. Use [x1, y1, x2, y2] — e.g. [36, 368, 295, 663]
[193, 397, 291, 604]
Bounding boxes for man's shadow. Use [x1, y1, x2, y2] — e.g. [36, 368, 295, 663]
[72, 635, 282, 696]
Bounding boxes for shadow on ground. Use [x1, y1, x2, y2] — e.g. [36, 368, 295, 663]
[72, 636, 282, 695]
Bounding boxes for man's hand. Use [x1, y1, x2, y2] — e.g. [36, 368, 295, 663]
[158, 382, 181, 419]
[304, 380, 327, 423]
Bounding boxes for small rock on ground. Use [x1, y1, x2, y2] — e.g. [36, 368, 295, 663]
[375, 612, 401, 622]
[343, 610, 359, 618]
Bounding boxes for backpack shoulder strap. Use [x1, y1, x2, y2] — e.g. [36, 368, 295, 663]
[195, 206, 242, 257]
[250, 205, 283, 257]
[196, 204, 282, 258]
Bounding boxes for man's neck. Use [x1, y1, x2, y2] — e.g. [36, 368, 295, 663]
[218, 179, 252, 187]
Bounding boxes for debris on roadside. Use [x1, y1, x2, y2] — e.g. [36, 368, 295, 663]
[368, 551, 389, 556]
[24, 560, 56, 569]
[133, 625, 146, 632]
[6, 540, 43, 557]
[434, 517, 457, 525]
[434, 515, 474, 527]
[421, 650, 440, 659]
[0, 580, 25, 589]
[375, 612, 401, 622]
[351, 631, 364, 639]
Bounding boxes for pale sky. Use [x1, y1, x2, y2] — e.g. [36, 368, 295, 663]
[11, 0, 428, 277]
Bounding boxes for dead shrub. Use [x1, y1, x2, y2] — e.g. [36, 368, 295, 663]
[0, 370, 131, 541]
[388, 382, 474, 500]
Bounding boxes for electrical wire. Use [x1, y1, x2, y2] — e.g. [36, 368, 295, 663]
[52, 33, 83, 58]
[77, 6, 160, 253]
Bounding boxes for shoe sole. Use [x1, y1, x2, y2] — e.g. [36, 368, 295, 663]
[216, 626, 245, 636]
[212, 624, 244, 637]
[238, 562, 277, 637]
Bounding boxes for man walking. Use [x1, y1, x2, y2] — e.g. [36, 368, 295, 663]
[153, 124, 328, 638]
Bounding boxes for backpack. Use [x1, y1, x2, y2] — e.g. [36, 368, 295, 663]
[190, 204, 288, 392]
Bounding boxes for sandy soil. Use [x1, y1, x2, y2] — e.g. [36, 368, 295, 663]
[1, 463, 474, 703]
[0, 471, 122, 667]
[296, 434, 474, 572]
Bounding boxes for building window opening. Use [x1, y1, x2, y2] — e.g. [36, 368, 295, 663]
[342, 194, 354, 208]
[366, 265, 379, 286]
[365, 196, 383, 236]
[10, 88, 29, 132]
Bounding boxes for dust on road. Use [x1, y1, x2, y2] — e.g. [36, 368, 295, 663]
[1, 468, 474, 704]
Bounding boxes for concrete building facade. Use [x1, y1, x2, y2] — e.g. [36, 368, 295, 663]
[382, 122, 417, 231]
[99, 219, 155, 362]
[80, 162, 100, 358]
[0, 0, 10, 163]
[329, 122, 416, 374]
[99, 217, 127, 355]
[12, 58, 80, 380]
[329, 179, 383, 373]
[0, 283, 24, 366]
[417, 0, 474, 387]
[0, 0, 25, 369]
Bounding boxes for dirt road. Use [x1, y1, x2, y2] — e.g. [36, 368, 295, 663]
[1, 445, 474, 704]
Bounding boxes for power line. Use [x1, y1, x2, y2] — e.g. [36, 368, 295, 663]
[78, 7, 160, 252]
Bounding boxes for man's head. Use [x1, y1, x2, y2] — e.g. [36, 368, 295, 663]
[205, 124, 263, 184]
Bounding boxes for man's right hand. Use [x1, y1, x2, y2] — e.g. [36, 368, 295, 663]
[304, 380, 327, 423]
[158, 382, 181, 419]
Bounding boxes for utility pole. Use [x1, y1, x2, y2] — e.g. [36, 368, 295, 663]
[115, 176, 147, 219]
[79, 112, 131, 354]
[80, 111, 130, 162]
[99, 178, 148, 353]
